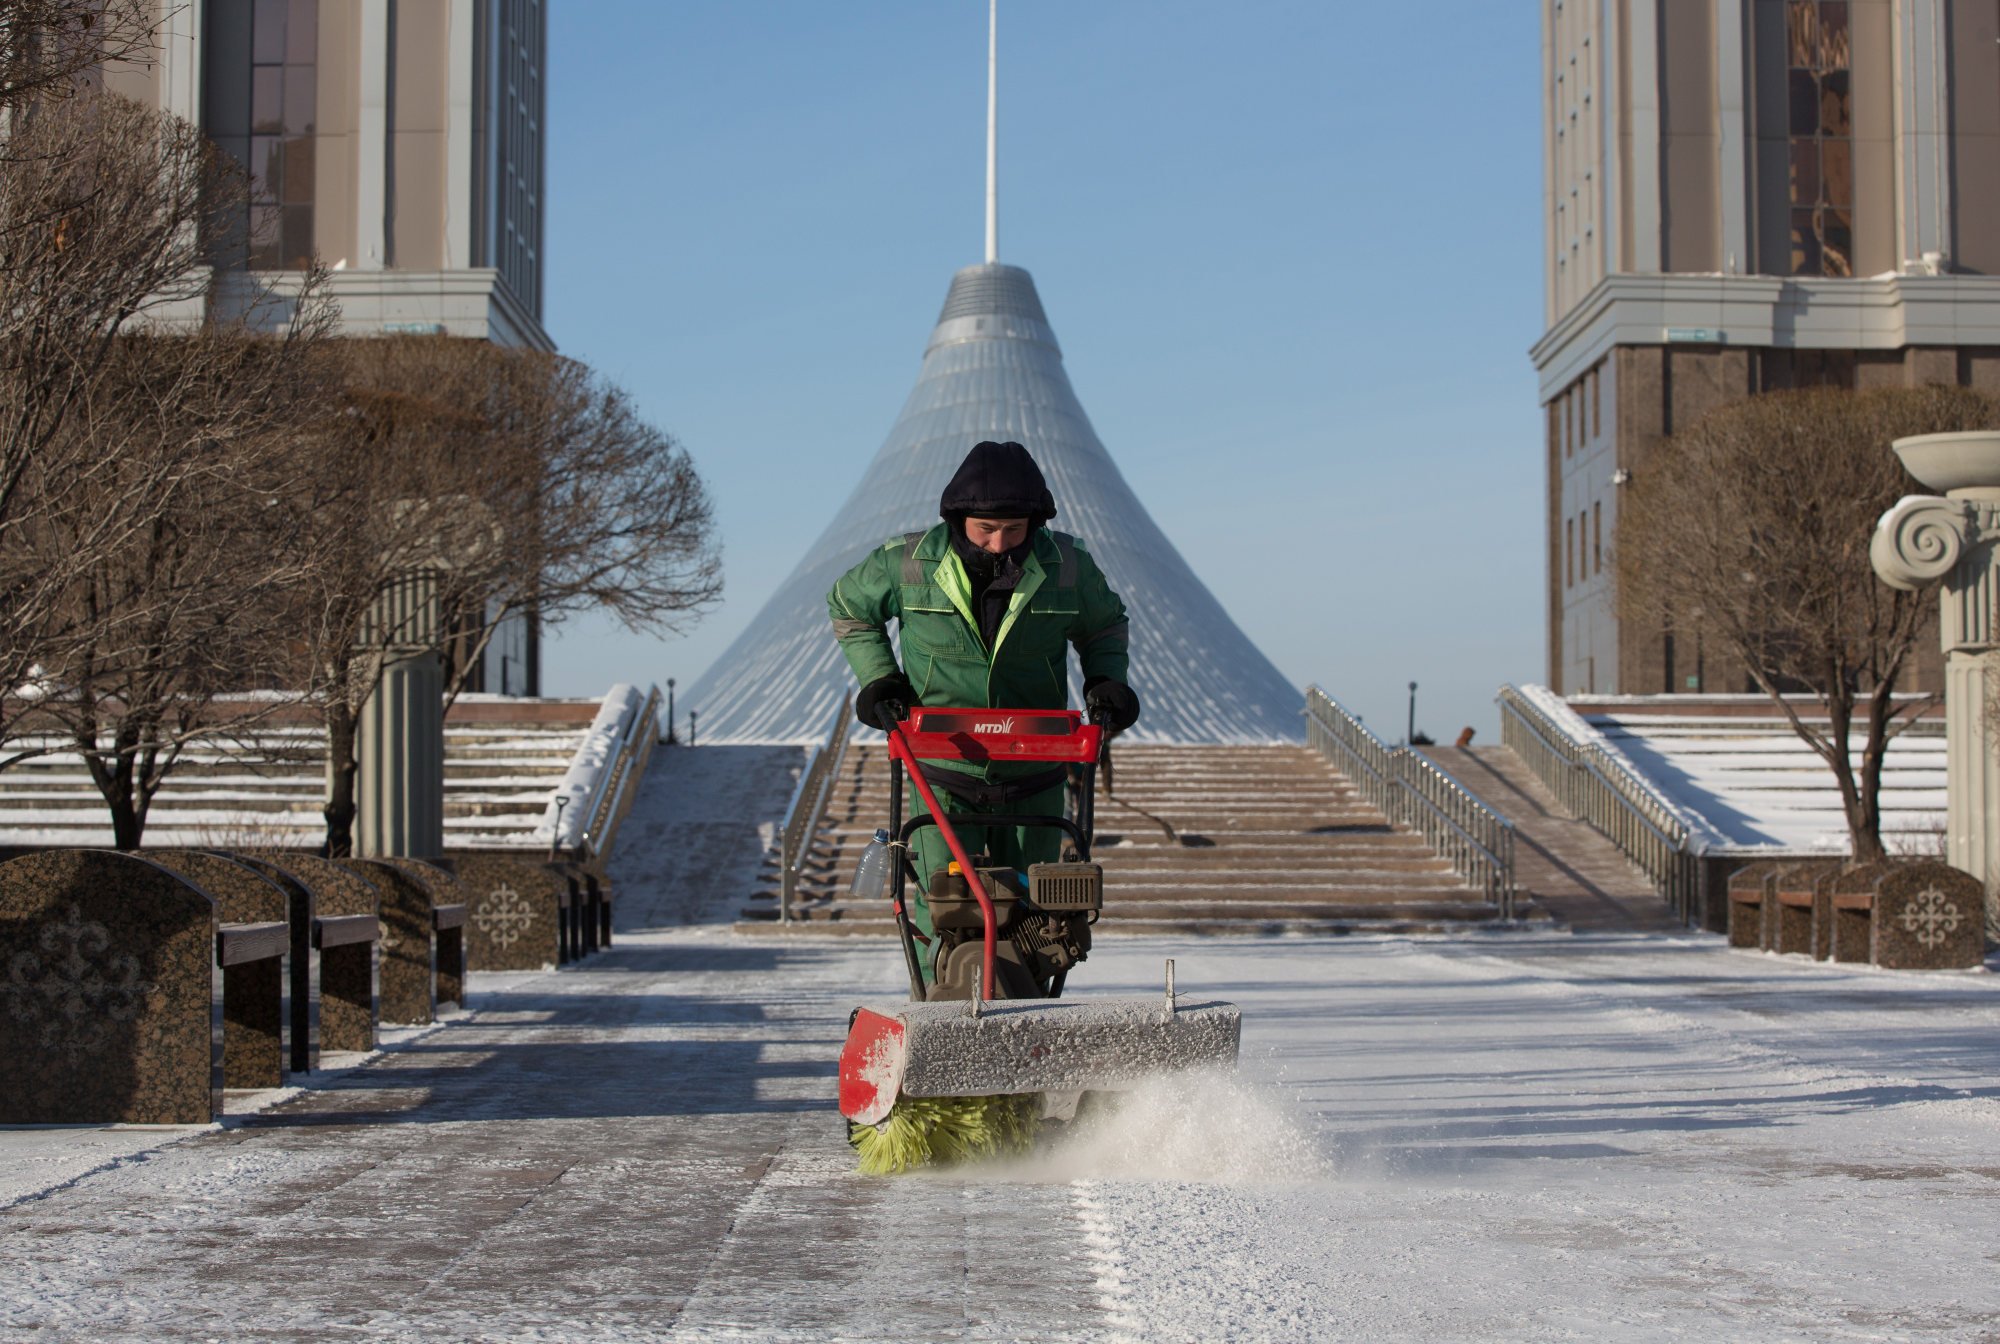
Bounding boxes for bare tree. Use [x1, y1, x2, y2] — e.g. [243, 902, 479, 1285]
[19, 312, 333, 847]
[447, 346, 723, 685]
[1613, 384, 1999, 862]
[0, 90, 257, 761]
[283, 337, 720, 855]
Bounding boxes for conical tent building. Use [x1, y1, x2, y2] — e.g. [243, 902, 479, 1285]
[685, 262, 1302, 744]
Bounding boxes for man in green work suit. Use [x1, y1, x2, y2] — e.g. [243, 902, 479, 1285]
[826, 440, 1140, 979]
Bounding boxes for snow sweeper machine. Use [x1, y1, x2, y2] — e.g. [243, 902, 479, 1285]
[837, 706, 1242, 1173]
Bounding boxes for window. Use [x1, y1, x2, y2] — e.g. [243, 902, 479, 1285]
[1590, 365, 1602, 438]
[242, 0, 317, 269]
[1787, 1, 1852, 276]
[1593, 501, 1602, 575]
[1564, 389, 1573, 457]
[1566, 516, 1575, 587]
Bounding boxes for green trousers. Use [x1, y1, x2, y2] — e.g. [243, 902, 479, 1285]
[904, 778, 1066, 982]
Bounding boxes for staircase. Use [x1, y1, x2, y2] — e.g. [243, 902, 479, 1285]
[749, 743, 1528, 933]
[0, 702, 597, 853]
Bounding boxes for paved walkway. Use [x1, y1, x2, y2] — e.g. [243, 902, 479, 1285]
[7, 745, 2000, 1341]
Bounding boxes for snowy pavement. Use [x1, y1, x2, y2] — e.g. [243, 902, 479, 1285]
[5, 747, 2000, 1341]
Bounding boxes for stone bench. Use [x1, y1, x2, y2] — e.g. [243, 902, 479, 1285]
[338, 858, 464, 1026]
[1, 850, 256, 1123]
[454, 854, 574, 971]
[145, 851, 294, 1090]
[243, 852, 383, 1055]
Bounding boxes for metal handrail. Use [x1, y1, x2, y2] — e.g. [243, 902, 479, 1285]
[1305, 686, 1517, 917]
[1495, 685, 1701, 923]
[778, 694, 852, 923]
[1399, 746, 1518, 916]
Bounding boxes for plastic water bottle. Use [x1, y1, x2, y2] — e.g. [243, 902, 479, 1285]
[849, 828, 893, 900]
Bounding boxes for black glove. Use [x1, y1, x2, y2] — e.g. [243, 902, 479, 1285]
[1083, 676, 1140, 733]
[855, 675, 914, 732]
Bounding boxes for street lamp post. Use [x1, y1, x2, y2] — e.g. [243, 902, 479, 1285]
[1407, 681, 1418, 747]
[666, 678, 677, 745]
[688, 710, 697, 748]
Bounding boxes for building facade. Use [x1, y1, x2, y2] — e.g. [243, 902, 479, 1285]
[1535, 0, 2000, 694]
[103, 0, 551, 694]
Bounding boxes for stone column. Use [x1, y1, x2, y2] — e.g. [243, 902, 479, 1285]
[357, 652, 445, 858]
[1870, 431, 2000, 928]
[355, 571, 447, 859]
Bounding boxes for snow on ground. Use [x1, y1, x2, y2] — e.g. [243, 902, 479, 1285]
[5, 745, 2000, 1341]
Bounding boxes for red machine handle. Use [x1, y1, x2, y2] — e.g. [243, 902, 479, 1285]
[885, 722, 997, 1003]
[898, 706, 1102, 764]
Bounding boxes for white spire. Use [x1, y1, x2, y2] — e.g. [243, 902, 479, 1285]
[984, 0, 998, 263]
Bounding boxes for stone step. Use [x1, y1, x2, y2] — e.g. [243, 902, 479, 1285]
[753, 741, 1510, 934]
[801, 845, 1454, 870]
[742, 901, 1518, 932]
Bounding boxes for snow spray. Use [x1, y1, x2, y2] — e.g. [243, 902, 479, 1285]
[1011, 1071, 1331, 1184]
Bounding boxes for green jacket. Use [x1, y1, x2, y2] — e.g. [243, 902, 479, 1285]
[828, 524, 1129, 776]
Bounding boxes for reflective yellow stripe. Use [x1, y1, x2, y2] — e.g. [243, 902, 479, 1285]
[934, 548, 978, 632]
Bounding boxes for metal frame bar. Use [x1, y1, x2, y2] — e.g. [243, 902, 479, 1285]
[778, 695, 853, 923]
[1495, 684, 1701, 923]
[1304, 687, 1518, 918]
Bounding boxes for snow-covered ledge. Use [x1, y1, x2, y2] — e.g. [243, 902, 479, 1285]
[533, 684, 660, 857]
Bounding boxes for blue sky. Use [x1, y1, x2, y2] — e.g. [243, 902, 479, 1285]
[541, 1, 1547, 744]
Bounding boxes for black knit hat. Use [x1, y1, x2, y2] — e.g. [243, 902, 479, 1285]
[939, 440, 1056, 524]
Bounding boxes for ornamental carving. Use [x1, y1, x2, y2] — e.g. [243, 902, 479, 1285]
[1896, 887, 1963, 950]
[473, 883, 536, 948]
[1, 905, 157, 1056]
[1870, 495, 1972, 592]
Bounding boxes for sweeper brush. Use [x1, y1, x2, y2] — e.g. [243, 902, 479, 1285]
[847, 1092, 1039, 1176]
[836, 708, 1243, 1172]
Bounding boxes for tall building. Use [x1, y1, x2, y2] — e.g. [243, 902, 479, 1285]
[684, 262, 1304, 745]
[101, 0, 550, 693]
[1535, 0, 2000, 694]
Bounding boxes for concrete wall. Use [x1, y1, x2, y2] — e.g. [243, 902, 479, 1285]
[1546, 0, 1611, 319]
[1949, 0, 2000, 274]
[314, 0, 359, 272]
[1554, 358, 1621, 693]
[1658, 0, 1719, 274]
[390, 0, 447, 270]
[1851, 0, 1898, 276]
